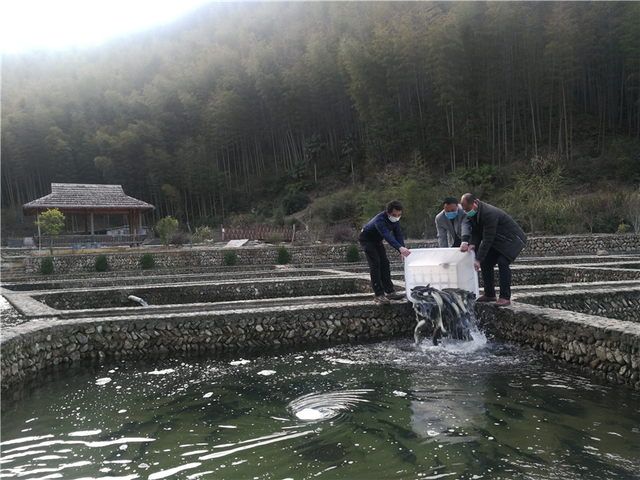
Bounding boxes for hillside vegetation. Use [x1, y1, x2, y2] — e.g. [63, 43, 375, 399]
[2, 1, 639, 241]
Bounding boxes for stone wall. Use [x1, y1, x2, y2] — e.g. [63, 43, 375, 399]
[23, 245, 364, 274]
[510, 266, 640, 286]
[478, 303, 640, 389]
[20, 234, 640, 275]
[3, 297, 639, 391]
[523, 235, 640, 255]
[1, 301, 415, 389]
[518, 288, 640, 323]
[37, 276, 372, 310]
[3, 234, 640, 392]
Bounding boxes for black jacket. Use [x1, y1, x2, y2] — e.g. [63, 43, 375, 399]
[468, 201, 527, 263]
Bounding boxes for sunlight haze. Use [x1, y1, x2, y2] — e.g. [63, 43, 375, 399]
[1, 1, 208, 53]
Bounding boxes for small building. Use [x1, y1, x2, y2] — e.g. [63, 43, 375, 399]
[23, 183, 155, 244]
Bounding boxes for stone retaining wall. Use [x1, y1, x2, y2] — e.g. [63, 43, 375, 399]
[1, 302, 415, 389]
[19, 234, 640, 275]
[3, 234, 640, 392]
[3, 298, 639, 391]
[518, 288, 640, 323]
[23, 245, 363, 274]
[37, 276, 372, 310]
[510, 266, 640, 286]
[524, 235, 640, 255]
[478, 303, 640, 389]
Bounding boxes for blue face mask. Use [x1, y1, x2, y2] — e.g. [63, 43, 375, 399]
[445, 211, 458, 220]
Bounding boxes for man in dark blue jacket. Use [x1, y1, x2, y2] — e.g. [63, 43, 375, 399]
[460, 193, 527, 307]
[359, 200, 411, 304]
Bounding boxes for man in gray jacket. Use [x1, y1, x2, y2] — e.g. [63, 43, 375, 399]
[435, 196, 471, 248]
[459, 193, 527, 306]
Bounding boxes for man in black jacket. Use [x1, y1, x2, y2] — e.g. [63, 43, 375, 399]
[359, 200, 411, 304]
[459, 193, 527, 306]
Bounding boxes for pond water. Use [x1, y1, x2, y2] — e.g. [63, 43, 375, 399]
[1, 331, 639, 479]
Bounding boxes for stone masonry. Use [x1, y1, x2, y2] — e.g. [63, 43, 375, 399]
[1, 235, 640, 392]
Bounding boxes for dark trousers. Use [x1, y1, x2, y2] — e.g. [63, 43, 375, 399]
[360, 240, 395, 296]
[480, 247, 512, 300]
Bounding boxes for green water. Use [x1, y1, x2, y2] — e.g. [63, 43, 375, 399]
[1, 337, 638, 480]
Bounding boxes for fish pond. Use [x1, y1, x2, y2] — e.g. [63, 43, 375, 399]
[1, 330, 639, 480]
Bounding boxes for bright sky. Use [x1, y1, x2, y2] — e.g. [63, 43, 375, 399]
[1, 1, 209, 53]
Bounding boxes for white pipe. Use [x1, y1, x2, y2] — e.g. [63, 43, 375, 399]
[128, 295, 148, 306]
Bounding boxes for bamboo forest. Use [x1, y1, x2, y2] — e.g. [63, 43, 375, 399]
[2, 1, 639, 240]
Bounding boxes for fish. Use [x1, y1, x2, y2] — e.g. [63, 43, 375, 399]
[411, 285, 477, 345]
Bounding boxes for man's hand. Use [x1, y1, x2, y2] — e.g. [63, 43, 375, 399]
[399, 247, 411, 258]
[460, 243, 475, 253]
[473, 260, 480, 271]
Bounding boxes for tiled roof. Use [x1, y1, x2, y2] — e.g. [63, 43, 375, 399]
[23, 183, 155, 215]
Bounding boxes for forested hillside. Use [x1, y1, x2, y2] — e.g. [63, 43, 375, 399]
[2, 1, 639, 240]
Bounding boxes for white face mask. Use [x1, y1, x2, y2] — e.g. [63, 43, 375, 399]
[388, 215, 400, 223]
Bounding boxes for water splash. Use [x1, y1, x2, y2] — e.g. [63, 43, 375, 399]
[410, 286, 478, 345]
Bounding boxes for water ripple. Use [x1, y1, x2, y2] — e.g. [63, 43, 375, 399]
[288, 389, 373, 421]
[198, 429, 315, 460]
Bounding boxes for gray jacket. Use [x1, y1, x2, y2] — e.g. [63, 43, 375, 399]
[468, 201, 527, 263]
[435, 206, 471, 248]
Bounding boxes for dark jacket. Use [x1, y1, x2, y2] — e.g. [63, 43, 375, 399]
[468, 201, 527, 263]
[359, 211, 405, 250]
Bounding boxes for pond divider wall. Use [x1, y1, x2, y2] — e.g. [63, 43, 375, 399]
[14, 233, 640, 275]
[478, 294, 640, 389]
[3, 288, 640, 391]
[1, 301, 415, 392]
[2, 234, 640, 393]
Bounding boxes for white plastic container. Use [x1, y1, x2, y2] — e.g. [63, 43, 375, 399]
[404, 248, 479, 302]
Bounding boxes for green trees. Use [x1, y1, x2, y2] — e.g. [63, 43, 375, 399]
[156, 216, 179, 247]
[41, 257, 54, 274]
[224, 250, 237, 266]
[277, 246, 290, 264]
[95, 254, 109, 272]
[502, 163, 566, 234]
[1, 2, 639, 235]
[35, 208, 66, 252]
[346, 244, 360, 262]
[141, 253, 155, 269]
